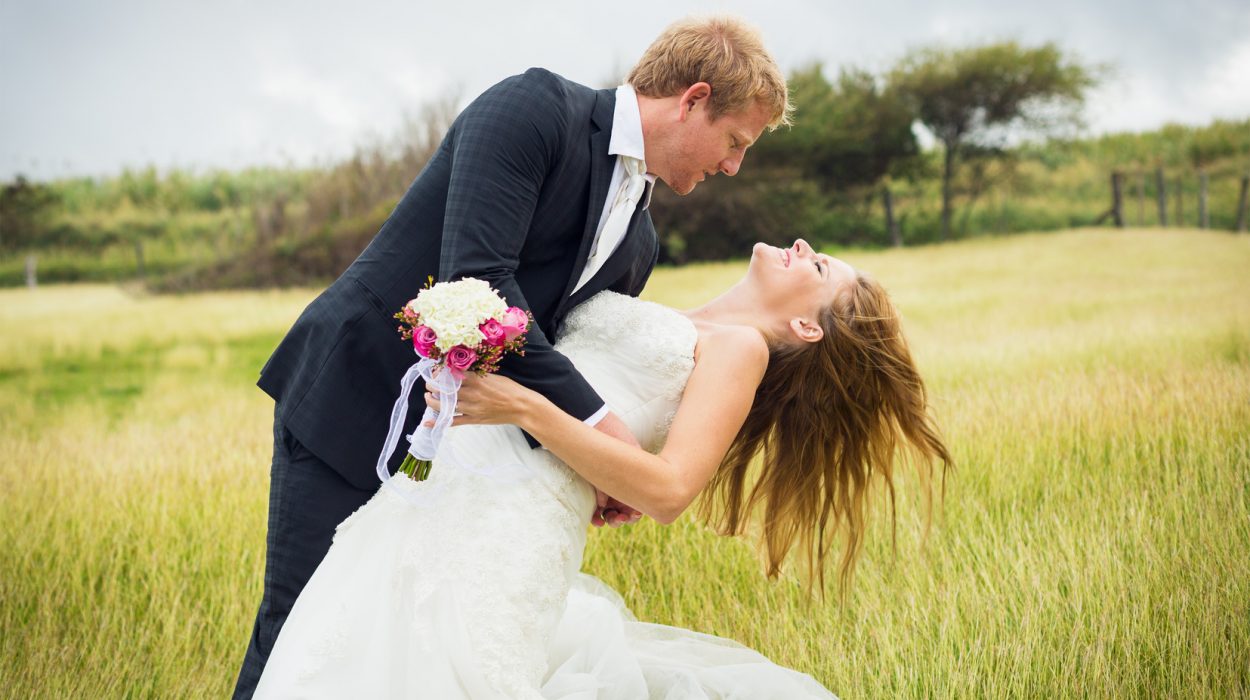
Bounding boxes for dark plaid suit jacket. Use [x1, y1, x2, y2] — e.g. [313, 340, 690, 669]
[257, 68, 659, 489]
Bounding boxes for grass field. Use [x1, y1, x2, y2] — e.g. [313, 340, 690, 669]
[2, 228, 1248, 698]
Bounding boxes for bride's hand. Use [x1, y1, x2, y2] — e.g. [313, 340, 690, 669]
[424, 372, 537, 426]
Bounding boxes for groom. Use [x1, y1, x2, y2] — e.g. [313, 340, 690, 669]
[233, 15, 790, 698]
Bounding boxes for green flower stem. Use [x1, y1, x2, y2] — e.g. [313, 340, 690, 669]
[398, 453, 432, 481]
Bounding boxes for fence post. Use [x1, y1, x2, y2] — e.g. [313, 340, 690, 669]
[1155, 168, 1168, 227]
[1175, 176, 1184, 227]
[1110, 171, 1124, 227]
[134, 239, 146, 280]
[882, 186, 901, 247]
[1236, 175, 1249, 233]
[1137, 172, 1146, 225]
[25, 254, 36, 289]
[1198, 170, 1209, 229]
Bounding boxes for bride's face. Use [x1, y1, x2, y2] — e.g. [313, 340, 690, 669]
[748, 239, 856, 343]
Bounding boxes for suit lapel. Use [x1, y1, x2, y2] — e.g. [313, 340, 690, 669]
[559, 88, 616, 307]
[566, 211, 651, 308]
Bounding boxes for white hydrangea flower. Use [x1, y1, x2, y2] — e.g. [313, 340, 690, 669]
[413, 278, 508, 351]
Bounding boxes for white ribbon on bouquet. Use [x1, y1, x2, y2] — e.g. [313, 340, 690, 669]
[374, 357, 532, 507]
[408, 357, 461, 462]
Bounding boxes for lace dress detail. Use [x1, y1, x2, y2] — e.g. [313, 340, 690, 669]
[556, 292, 698, 453]
[253, 292, 837, 700]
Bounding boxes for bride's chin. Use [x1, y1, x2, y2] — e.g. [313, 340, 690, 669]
[743, 247, 770, 282]
[750, 242, 781, 268]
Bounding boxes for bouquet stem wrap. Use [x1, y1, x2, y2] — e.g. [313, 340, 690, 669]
[409, 358, 461, 461]
[375, 358, 459, 492]
[374, 357, 531, 503]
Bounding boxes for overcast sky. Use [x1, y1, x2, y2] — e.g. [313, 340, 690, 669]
[3, 0, 1248, 181]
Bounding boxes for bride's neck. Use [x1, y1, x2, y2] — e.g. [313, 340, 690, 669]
[680, 282, 772, 335]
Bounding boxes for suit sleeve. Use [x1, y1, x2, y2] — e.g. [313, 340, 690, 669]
[438, 71, 606, 426]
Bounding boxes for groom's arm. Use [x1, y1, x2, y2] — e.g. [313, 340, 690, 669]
[438, 69, 606, 430]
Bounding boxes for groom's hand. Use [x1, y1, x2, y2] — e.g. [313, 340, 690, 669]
[593, 489, 642, 528]
[590, 412, 643, 528]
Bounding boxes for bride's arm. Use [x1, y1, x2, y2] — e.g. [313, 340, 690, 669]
[444, 326, 768, 524]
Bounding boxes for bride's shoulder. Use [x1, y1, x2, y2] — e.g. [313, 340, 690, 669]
[692, 323, 768, 371]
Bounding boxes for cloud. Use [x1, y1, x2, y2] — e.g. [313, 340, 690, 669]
[256, 64, 363, 131]
[2, 0, 1247, 179]
[1191, 38, 1250, 120]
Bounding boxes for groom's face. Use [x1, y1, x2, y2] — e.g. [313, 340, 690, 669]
[651, 88, 772, 196]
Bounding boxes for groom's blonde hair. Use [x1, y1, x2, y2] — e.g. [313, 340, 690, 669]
[627, 15, 792, 129]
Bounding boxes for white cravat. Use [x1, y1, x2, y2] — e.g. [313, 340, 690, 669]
[574, 155, 647, 293]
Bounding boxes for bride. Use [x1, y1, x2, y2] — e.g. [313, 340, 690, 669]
[253, 238, 950, 699]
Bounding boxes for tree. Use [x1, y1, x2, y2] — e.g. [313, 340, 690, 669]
[0, 176, 58, 251]
[752, 64, 919, 190]
[650, 64, 922, 261]
[1188, 119, 1246, 167]
[889, 41, 1097, 239]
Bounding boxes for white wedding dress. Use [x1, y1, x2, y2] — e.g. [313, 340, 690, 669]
[254, 291, 837, 699]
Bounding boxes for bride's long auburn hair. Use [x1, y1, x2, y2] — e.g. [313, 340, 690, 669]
[697, 273, 951, 593]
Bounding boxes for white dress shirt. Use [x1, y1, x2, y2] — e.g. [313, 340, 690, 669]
[591, 84, 656, 257]
[579, 84, 656, 428]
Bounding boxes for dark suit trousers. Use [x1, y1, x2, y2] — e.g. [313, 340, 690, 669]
[231, 406, 374, 699]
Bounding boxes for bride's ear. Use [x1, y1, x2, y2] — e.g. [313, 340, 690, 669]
[787, 317, 824, 344]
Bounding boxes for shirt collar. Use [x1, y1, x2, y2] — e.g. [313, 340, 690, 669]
[609, 84, 656, 185]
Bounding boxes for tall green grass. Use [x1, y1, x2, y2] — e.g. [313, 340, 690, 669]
[2, 229, 1247, 697]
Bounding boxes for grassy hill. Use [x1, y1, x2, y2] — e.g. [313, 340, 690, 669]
[2, 229, 1247, 697]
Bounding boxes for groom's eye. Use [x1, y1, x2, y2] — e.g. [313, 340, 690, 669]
[814, 260, 823, 274]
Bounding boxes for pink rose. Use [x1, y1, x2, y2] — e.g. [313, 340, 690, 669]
[412, 325, 438, 358]
[444, 345, 478, 379]
[479, 318, 507, 347]
[500, 306, 529, 341]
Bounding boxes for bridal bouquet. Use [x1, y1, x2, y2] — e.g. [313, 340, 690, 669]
[375, 277, 531, 483]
